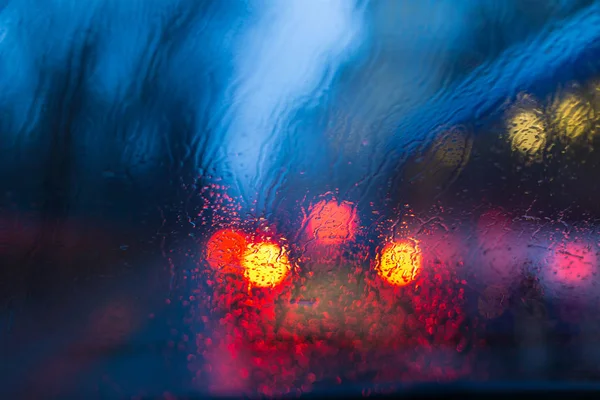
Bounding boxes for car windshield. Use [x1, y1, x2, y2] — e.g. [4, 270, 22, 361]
[3, 0, 600, 398]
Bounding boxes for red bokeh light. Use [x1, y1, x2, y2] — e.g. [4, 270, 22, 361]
[553, 242, 595, 284]
[545, 240, 596, 297]
[191, 255, 482, 397]
[191, 192, 484, 396]
[205, 229, 248, 273]
[304, 199, 358, 245]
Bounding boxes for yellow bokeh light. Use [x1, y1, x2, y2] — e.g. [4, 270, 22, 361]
[551, 94, 595, 142]
[242, 242, 290, 288]
[507, 108, 547, 163]
[404, 126, 472, 197]
[377, 239, 422, 286]
[431, 126, 472, 169]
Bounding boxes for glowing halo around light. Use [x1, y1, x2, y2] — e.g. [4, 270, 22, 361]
[377, 239, 422, 286]
[242, 241, 291, 288]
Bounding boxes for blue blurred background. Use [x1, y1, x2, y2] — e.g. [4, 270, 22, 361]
[3, 0, 600, 398]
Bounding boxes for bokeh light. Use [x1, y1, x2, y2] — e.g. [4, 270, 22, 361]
[551, 93, 595, 143]
[403, 126, 472, 200]
[377, 239, 422, 286]
[242, 241, 291, 288]
[205, 229, 248, 272]
[507, 104, 547, 163]
[431, 126, 472, 169]
[544, 240, 596, 296]
[305, 199, 358, 245]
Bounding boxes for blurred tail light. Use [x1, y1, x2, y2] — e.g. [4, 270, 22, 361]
[205, 228, 291, 288]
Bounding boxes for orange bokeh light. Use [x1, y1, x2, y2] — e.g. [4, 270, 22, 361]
[205, 229, 248, 272]
[305, 199, 358, 245]
[242, 241, 291, 288]
[377, 239, 422, 286]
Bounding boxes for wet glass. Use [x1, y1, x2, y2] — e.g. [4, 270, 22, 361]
[3, 0, 600, 398]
